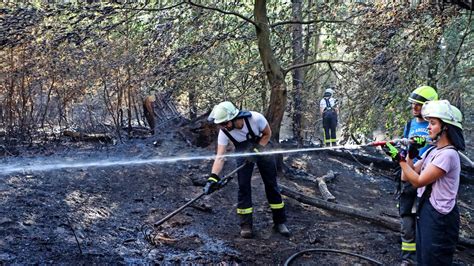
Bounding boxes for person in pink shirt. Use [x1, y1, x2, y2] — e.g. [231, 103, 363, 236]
[383, 100, 464, 265]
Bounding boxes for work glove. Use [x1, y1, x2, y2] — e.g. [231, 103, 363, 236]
[382, 142, 406, 163]
[408, 136, 427, 159]
[252, 143, 265, 153]
[203, 173, 220, 195]
[411, 136, 427, 148]
[246, 143, 265, 163]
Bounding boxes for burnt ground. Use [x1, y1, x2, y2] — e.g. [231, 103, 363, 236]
[0, 128, 473, 265]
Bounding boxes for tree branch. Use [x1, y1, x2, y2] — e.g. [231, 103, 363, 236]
[271, 10, 368, 28]
[435, 9, 472, 82]
[444, 0, 474, 10]
[272, 19, 356, 27]
[187, 0, 257, 27]
[283, 59, 353, 76]
[113, 2, 186, 12]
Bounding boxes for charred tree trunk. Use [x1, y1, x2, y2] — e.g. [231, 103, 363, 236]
[7, 47, 15, 137]
[305, 4, 323, 140]
[291, 0, 304, 146]
[254, 0, 287, 142]
[115, 75, 123, 130]
[125, 12, 133, 138]
[127, 80, 132, 137]
[143, 95, 156, 134]
[189, 87, 197, 120]
[40, 77, 54, 129]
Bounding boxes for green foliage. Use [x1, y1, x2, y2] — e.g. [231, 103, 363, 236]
[343, 3, 471, 141]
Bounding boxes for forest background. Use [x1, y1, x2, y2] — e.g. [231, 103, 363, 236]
[1, 0, 472, 154]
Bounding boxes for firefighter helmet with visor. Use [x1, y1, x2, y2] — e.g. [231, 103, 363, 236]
[421, 100, 463, 130]
[208, 101, 240, 124]
[408, 86, 438, 104]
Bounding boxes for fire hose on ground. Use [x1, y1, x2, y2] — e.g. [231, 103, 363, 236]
[141, 162, 248, 245]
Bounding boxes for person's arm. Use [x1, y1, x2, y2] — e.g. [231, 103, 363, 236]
[319, 99, 325, 116]
[400, 156, 422, 181]
[211, 144, 227, 175]
[258, 124, 272, 146]
[400, 161, 445, 187]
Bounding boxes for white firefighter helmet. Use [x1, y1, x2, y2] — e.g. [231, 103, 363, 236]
[421, 100, 463, 130]
[208, 101, 240, 124]
[325, 88, 335, 95]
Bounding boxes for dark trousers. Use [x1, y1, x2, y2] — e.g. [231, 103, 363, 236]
[400, 181, 417, 262]
[323, 112, 337, 145]
[416, 200, 459, 265]
[236, 155, 286, 226]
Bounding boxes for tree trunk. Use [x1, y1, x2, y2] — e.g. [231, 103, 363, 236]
[291, 0, 305, 146]
[40, 77, 54, 129]
[254, 0, 287, 142]
[304, 1, 321, 141]
[7, 47, 15, 136]
[427, 27, 442, 87]
[189, 87, 197, 120]
[127, 70, 132, 137]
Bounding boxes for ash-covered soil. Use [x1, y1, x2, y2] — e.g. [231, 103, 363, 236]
[0, 129, 472, 264]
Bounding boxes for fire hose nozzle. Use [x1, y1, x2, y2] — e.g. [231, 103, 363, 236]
[395, 138, 412, 146]
[366, 138, 412, 147]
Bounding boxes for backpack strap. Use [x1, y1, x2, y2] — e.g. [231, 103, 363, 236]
[221, 129, 238, 146]
[404, 119, 412, 139]
[244, 117, 260, 143]
[324, 98, 332, 112]
[220, 116, 259, 146]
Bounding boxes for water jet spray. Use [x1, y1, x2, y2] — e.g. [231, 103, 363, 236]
[0, 145, 360, 175]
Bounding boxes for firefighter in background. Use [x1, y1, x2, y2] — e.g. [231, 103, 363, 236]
[384, 100, 464, 265]
[204, 101, 289, 239]
[398, 85, 438, 265]
[319, 87, 338, 146]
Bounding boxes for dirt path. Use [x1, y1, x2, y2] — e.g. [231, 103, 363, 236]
[0, 134, 472, 264]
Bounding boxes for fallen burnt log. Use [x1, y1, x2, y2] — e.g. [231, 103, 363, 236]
[63, 130, 115, 143]
[280, 184, 399, 231]
[316, 171, 337, 202]
[280, 185, 474, 247]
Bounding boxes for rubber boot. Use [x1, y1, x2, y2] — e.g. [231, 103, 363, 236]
[274, 223, 290, 237]
[240, 224, 253, 238]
